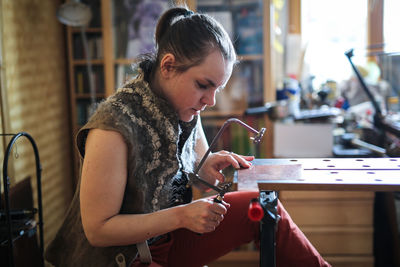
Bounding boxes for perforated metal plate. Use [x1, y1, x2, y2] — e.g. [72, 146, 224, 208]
[237, 158, 400, 191]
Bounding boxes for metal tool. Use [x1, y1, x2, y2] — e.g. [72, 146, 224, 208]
[345, 48, 400, 139]
[185, 171, 232, 203]
[185, 118, 266, 202]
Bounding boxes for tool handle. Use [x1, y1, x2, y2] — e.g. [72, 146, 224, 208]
[213, 194, 223, 203]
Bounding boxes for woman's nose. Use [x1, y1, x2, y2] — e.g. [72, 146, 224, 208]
[201, 90, 216, 107]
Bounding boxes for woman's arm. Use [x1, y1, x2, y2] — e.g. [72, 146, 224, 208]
[80, 129, 227, 247]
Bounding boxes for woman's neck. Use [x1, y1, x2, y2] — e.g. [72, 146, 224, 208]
[149, 71, 166, 100]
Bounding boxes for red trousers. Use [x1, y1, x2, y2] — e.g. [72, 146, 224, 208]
[132, 191, 331, 267]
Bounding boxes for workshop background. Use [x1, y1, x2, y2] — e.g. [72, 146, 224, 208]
[0, 0, 399, 267]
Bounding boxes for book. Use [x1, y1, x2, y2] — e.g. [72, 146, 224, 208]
[197, 0, 225, 6]
[76, 72, 84, 94]
[235, 7, 263, 55]
[76, 101, 88, 126]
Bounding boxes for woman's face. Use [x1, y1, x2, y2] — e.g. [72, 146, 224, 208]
[160, 50, 233, 122]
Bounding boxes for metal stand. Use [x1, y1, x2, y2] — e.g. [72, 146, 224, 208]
[1, 132, 44, 267]
[259, 191, 280, 267]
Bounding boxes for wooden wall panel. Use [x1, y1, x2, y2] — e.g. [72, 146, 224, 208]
[1, 0, 74, 250]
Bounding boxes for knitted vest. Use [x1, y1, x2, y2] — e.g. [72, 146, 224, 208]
[45, 71, 198, 267]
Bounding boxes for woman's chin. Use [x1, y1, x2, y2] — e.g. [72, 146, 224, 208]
[179, 113, 195, 122]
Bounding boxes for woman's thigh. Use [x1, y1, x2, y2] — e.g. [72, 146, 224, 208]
[167, 191, 260, 267]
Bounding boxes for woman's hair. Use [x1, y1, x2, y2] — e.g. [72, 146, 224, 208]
[137, 6, 237, 81]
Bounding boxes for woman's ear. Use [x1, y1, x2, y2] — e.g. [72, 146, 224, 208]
[160, 53, 176, 78]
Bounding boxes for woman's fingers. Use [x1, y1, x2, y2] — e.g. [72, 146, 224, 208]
[196, 150, 254, 192]
[225, 151, 254, 169]
[204, 201, 227, 230]
[185, 199, 228, 233]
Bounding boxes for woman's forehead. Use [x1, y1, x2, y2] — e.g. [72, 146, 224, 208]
[190, 51, 233, 84]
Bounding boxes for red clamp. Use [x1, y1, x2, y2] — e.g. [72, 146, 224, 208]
[248, 198, 264, 221]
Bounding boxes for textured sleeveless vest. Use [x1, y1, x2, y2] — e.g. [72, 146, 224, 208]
[45, 71, 199, 267]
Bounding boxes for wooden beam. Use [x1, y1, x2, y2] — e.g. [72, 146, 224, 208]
[101, 0, 115, 96]
[289, 0, 301, 34]
[368, 0, 384, 59]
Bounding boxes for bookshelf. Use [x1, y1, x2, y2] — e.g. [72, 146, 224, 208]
[197, 0, 272, 161]
[65, 0, 103, 182]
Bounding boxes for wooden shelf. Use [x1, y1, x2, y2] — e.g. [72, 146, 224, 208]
[75, 93, 105, 99]
[238, 54, 263, 61]
[72, 59, 104, 65]
[114, 58, 135, 65]
[201, 110, 245, 118]
[71, 27, 102, 33]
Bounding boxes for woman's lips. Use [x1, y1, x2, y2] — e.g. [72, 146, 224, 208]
[193, 107, 205, 114]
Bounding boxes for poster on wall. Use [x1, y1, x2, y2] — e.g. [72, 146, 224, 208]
[113, 0, 169, 59]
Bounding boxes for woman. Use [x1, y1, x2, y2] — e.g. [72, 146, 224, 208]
[46, 6, 330, 267]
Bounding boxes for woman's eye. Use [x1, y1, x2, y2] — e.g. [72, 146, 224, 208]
[196, 82, 208, 89]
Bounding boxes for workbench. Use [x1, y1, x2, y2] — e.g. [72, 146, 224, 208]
[235, 158, 400, 267]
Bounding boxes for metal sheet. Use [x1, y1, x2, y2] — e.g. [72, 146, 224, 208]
[237, 158, 400, 191]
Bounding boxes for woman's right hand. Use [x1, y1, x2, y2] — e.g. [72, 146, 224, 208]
[179, 198, 229, 233]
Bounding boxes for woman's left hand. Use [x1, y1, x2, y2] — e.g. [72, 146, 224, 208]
[197, 150, 254, 189]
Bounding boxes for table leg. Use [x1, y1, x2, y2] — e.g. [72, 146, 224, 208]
[259, 191, 280, 267]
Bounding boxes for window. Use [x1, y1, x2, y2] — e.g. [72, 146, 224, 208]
[384, 0, 400, 52]
[301, 0, 368, 86]
[381, 0, 400, 107]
